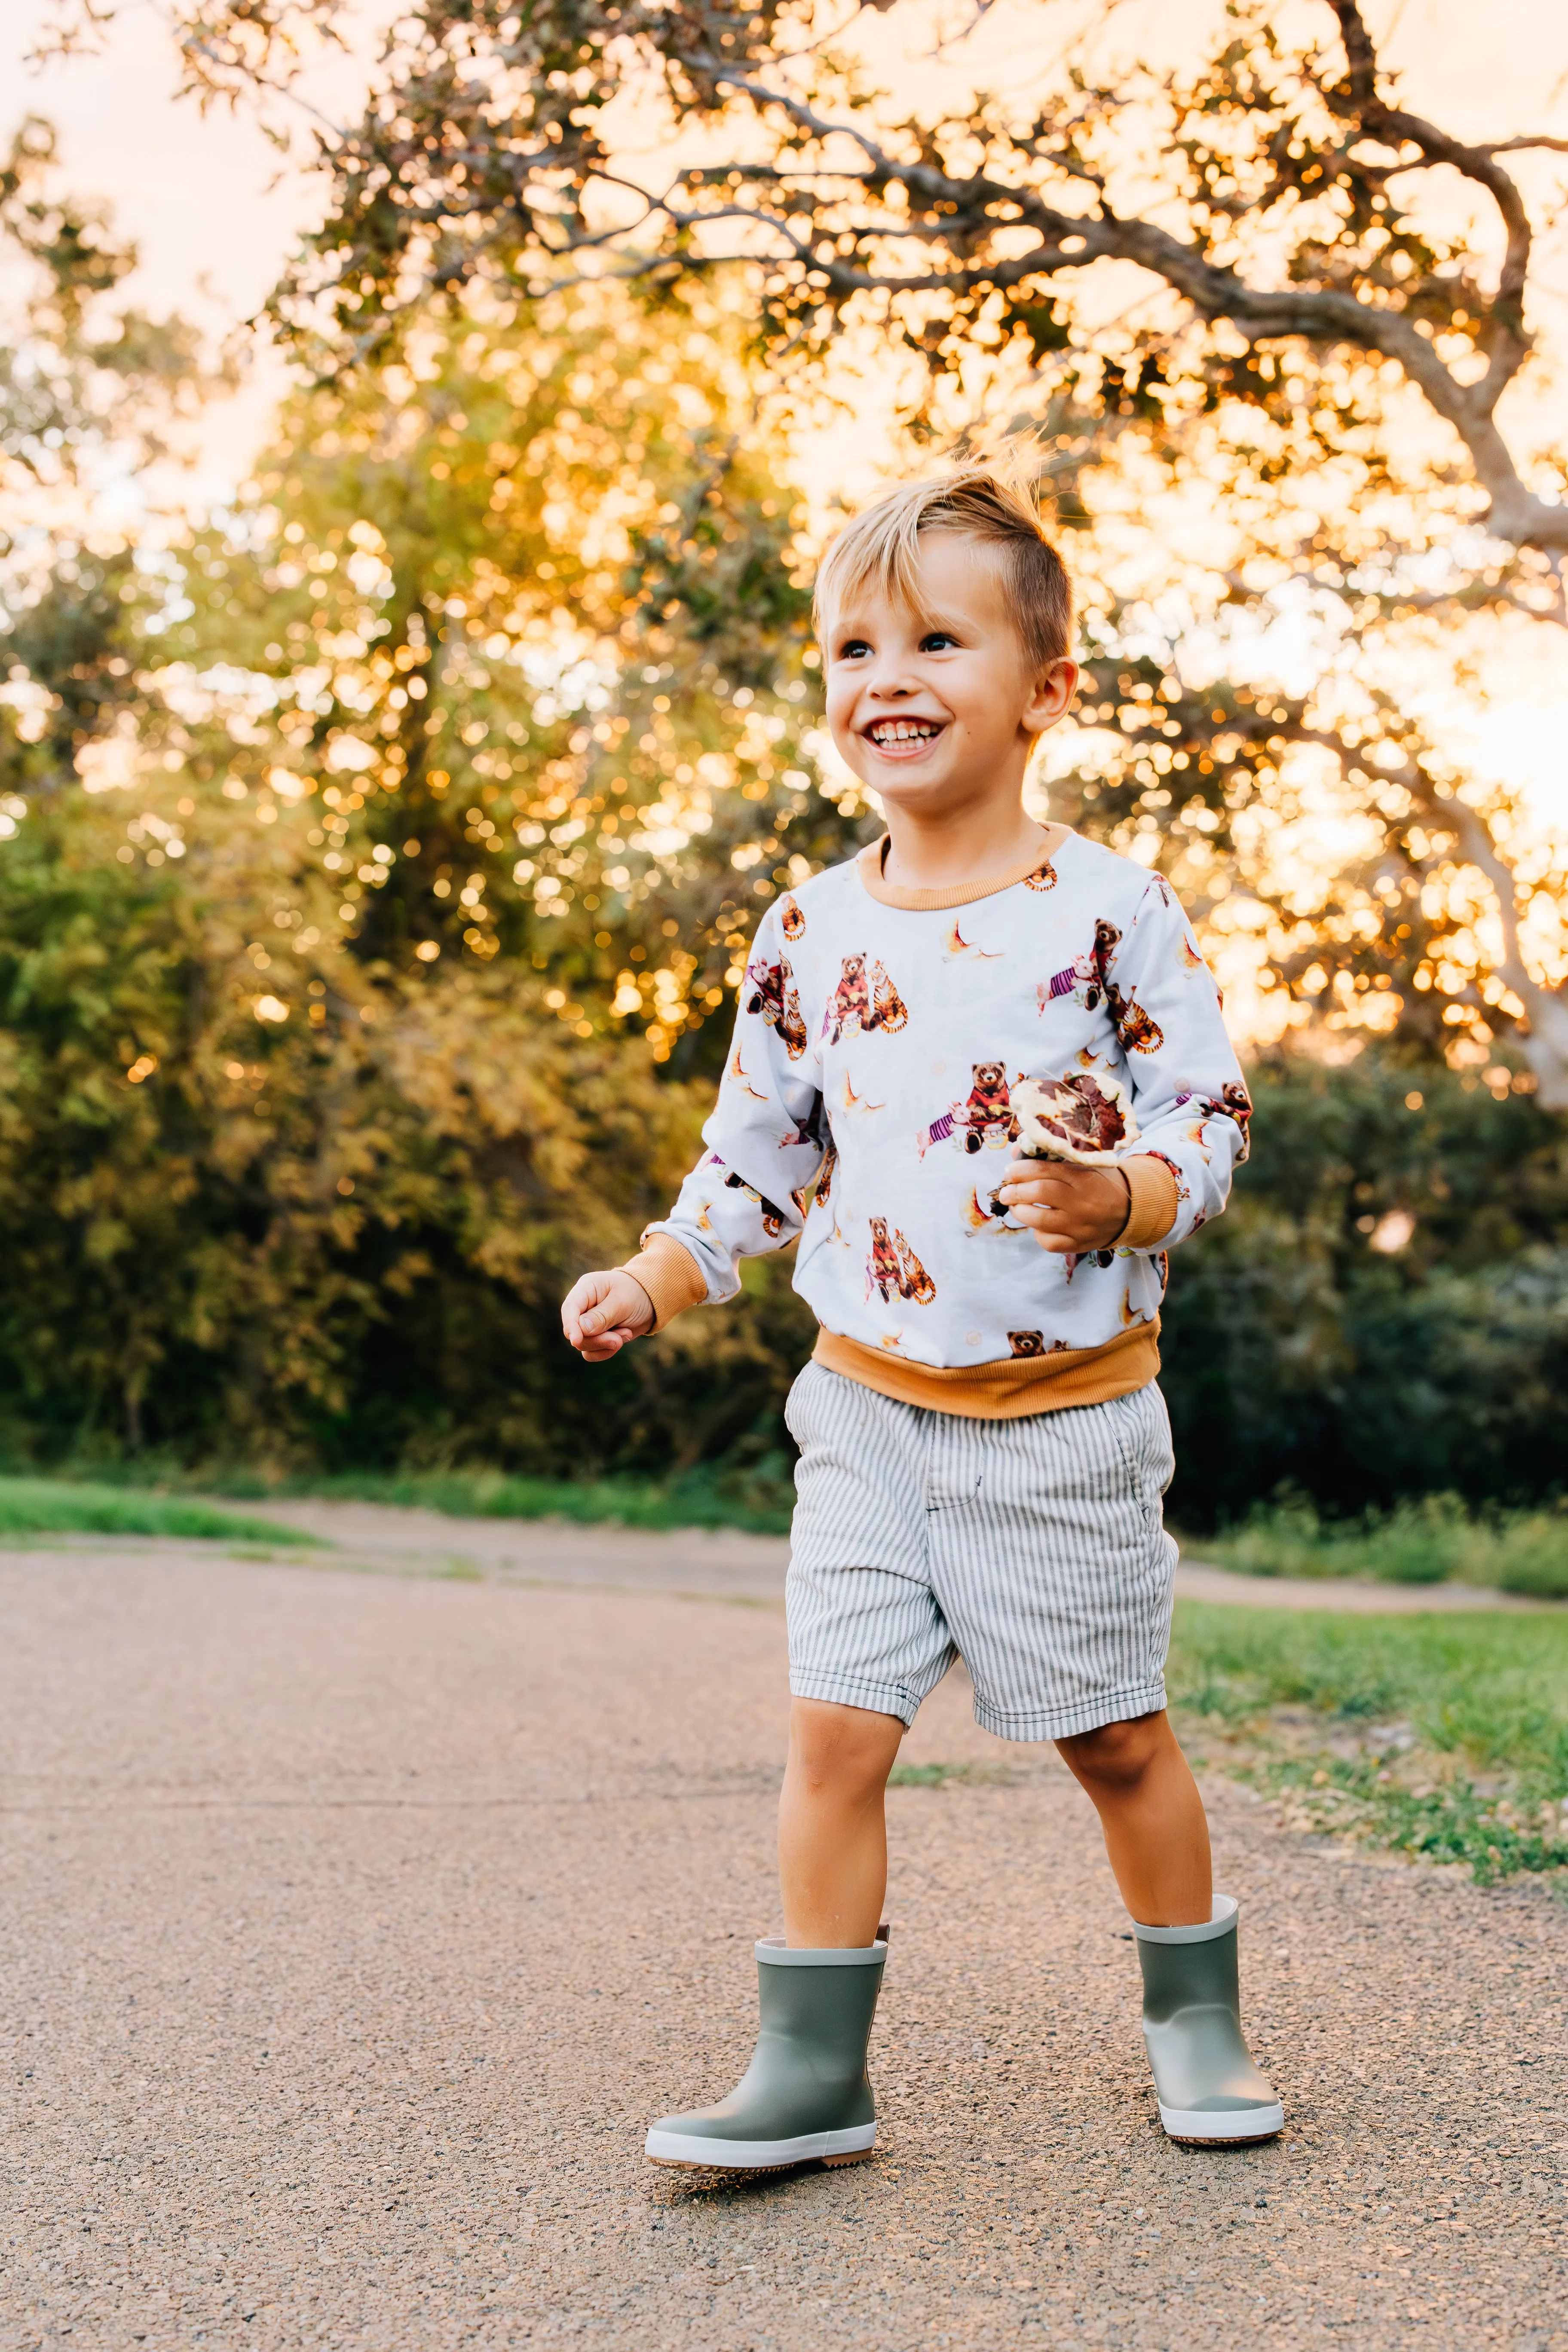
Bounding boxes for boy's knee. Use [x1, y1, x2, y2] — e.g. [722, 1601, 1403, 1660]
[1057, 1710, 1168, 1792]
[788, 1697, 902, 1798]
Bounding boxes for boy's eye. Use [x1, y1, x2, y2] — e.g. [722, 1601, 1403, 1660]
[836, 637, 872, 660]
[920, 631, 959, 652]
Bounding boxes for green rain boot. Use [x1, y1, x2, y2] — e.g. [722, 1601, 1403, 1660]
[1132, 1895, 1284, 2144]
[644, 1933, 887, 2171]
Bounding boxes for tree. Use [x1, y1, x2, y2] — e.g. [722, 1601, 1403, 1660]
[0, 144, 841, 1464]
[162, 280, 858, 1074]
[0, 114, 206, 508]
[62, 0, 1567, 1094]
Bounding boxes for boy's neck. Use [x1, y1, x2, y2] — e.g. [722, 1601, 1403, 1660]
[879, 799, 1062, 892]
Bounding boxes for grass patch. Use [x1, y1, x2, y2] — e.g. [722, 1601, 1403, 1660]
[0, 1476, 326, 1547]
[71, 1460, 799, 1537]
[1170, 1599, 1568, 1883]
[1197, 1493, 1568, 1596]
[888, 1761, 988, 1788]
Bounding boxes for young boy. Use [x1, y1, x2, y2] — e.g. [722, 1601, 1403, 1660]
[561, 467, 1281, 2169]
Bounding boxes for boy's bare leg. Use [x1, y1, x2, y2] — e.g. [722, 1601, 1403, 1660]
[1055, 1710, 1212, 1927]
[779, 1697, 906, 1947]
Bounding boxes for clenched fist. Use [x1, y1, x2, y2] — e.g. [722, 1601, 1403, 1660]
[993, 1152, 1130, 1255]
[560, 1268, 656, 1361]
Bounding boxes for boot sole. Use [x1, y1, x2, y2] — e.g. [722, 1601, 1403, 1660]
[645, 2124, 876, 2171]
[1158, 2100, 1284, 2145]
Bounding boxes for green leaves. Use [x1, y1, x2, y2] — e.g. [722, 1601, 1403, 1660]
[0, 245, 848, 1467]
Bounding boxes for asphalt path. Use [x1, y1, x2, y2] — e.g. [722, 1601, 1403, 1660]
[2, 1528, 1565, 2351]
[154, 1493, 1568, 1613]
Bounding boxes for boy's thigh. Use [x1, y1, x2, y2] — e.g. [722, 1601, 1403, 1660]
[923, 1383, 1178, 1745]
[784, 1363, 954, 1727]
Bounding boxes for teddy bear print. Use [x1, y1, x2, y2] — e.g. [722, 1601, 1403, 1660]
[867, 1216, 903, 1302]
[1040, 919, 1164, 1054]
[1008, 1329, 1045, 1357]
[722, 1166, 786, 1237]
[1175, 1079, 1253, 1160]
[1086, 919, 1121, 1012]
[1219, 1079, 1253, 1145]
[827, 954, 871, 1042]
[1023, 858, 1057, 891]
[917, 1061, 1022, 1159]
[959, 1063, 1017, 1152]
[781, 896, 806, 941]
[867, 1217, 937, 1305]
[1085, 919, 1166, 1053]
[1039, 925, 1115, 1015]
[825, 954, 908, 1044]
[745, 954, 809, 1060]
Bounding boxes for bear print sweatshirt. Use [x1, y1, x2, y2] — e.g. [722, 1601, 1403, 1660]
[623, 826, 1252, 1418]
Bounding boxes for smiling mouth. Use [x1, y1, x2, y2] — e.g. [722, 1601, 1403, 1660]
[865, 717, 944, 748]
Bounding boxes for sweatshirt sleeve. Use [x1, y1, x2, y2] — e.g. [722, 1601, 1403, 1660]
[623, 904, 828, 1327]
[1103, 876, 1253, 1253]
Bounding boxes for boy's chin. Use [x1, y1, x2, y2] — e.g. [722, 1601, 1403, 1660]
[876, 769, 1007, 818]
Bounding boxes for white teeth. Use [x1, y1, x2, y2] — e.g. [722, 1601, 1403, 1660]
[869, 720, 940, 744]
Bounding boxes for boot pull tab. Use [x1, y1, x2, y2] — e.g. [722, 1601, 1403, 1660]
[877, 1922, 891, 1945]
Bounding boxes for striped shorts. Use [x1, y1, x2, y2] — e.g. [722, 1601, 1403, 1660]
[784, 1363, 1178, 1743]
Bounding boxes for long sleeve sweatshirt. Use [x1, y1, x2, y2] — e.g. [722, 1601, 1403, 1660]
[624, 827, 1251, 1418]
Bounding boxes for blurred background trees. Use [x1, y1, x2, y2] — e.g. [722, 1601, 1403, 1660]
[2, 0, 1566, 1521]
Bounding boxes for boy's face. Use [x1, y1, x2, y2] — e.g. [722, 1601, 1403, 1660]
[821, 533, 1077, 821]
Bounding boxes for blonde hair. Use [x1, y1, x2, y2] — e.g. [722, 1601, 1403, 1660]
[812, 462, 1073, 674]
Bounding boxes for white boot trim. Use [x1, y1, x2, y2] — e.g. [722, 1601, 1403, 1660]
[1130, 1894, 1239, 1946]
[1158, 2097, 1283, 2142]
[644, 2122, 877, 2168]
[755, 1937, 888, 1967]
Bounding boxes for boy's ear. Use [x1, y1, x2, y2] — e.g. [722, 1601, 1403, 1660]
[1023, 657, 1079, 738]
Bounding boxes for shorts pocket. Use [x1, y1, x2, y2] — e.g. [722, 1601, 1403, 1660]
[784, 1360, 826, 1448]
[1108, 1385, 1173, 1519]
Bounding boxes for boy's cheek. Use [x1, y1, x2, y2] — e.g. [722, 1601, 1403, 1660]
[827, 724, 867, 776]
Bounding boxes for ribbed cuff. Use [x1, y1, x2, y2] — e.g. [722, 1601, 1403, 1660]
[1117, 1155, 1180, 1251]
[620, 1233, 708, 1333]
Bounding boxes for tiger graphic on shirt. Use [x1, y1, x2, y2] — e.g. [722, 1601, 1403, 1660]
[825, 954, 909, 1044]
[867, 1216, 937, 1305]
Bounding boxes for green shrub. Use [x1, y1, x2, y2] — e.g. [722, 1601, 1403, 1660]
[1161, 1052, 1568, 1525]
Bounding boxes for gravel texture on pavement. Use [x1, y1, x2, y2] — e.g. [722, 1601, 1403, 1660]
[3, 1544, 1566, 2352]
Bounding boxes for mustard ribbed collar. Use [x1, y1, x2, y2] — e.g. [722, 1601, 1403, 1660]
[856, 824, 1073, 911]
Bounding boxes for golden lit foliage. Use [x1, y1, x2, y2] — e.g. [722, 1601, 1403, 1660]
[149, 282, 859, 1067]
[0, 255, 843, 1460]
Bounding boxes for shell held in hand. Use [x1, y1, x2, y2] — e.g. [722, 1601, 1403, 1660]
[1012, 1068, 1139, 1167]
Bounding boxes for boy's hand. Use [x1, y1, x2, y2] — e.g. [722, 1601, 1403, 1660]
[561, 1269, 656, 1361]
[994, 1152, 1129, 1254]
